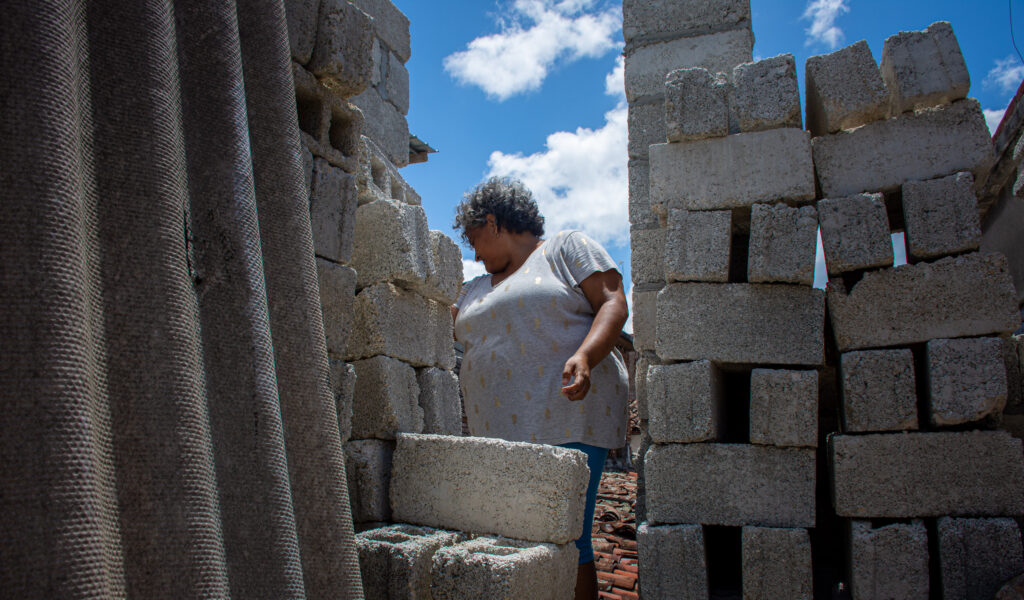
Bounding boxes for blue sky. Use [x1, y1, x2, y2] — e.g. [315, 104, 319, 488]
[391, 0, 1024, 331]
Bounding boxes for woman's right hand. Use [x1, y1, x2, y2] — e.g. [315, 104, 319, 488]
[560, 352, 591, 401]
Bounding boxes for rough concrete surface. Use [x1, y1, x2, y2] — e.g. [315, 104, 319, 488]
[631, 289, 658, 352]
[628, 158, 658, 227]
[880, 21, 970, 115]
[747, 202, 818, 285]
[637, 522, 707, 600]
[624, 28, 754, 102]
[664, 209, 731, 282]
[927, 336, 1008, 426]
[622, 0, 750, 44]
[344, 438, 395, 523]
[426, 230, 462, 305]
[310, 158, 358, 265]
[430, 537, 577, 600]
[356, 524, 465, 600]
[416, 367, 461, 436]
[840, 349, 919, 432]
[308, 0, 373, 96]
[646, 360, 722, 443]
[384, 50, 409, 115]
[284, 0, 320, 64]
[351, 198, 432, 292]
[938, 517, 1024, 600]
[817, 193, 894, 275]
[627, 100, 666, 160]
[316, 257, 357, 356]
[630, 226, 667, 286]
[749, 369, 818, 448]
[345, 282, 456, 369]
[664, 68, 730, 142]
[742, 527, 813, 600]
[902, 171, 981, 261]
[350, 355, 423, 440]
[351, 87, 410, 167]
[848, 520, 930, 600]
[731, 53, 802, 133]
[349, 0, 412, 62]
[329, 358, 355, 443]
[805, 40, 890, 136]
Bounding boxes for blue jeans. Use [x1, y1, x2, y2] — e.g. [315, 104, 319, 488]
[558, 442, 608, 564]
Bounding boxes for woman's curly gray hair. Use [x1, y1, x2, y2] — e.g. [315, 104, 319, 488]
[453, 176, 545, 243]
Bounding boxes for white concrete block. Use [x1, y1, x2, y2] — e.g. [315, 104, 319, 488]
[664, 209, 731, 282]
[880, 21, 970, 115]
[732, 53, 802, 133]
[345, 282, 456, 369]
[624, 28, 753, 102]
[416, 367, 462, 436]
[664, 68, 730, 142]
[356, 524, 465, 600]
[430, 537, 577, 600]
[805, 40, 890, 136]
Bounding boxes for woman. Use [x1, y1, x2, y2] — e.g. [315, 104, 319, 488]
[451, 177, 629, 600]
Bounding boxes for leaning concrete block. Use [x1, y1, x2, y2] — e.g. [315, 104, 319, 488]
[747, 202, 818, 285]
[350, 355, 422, 440]
[664, 68, 730, 142]
[316, 258, 357, 355]
[848, 520, 930, 600]
[430, 537, 577, 600]
[356, 524, 465, 600]
[656, 283, 825, 366]
[352, 87, 410, 167]
[927, 337, 1008, 427]
[811, 99, 995, 198]
[637, 522, 707, 600]
[826, 252, 1019, 351]
[344, 439, 395, 523]
[624, 28, 754, 102]
[750, 369, 818, 448]
[416, 367, 461, 436]
[308, 0, 373, 96]
[817, 193, 893, 275]
[646, 443, 816, 527]
[664, 209, 731, 282]
[622, 0, 751, 44]
[840, 349, 918, 433]
[805, 40, 890, 136]
[284, 0, 319, 65]
[349, 0, 412, 63]
[646, 361, 722, 443]
[630, 226, 667, 286]
[732, 54, 802, 132]
[390, 434, 590, 543]
[310, 158, 358, 264]
[329, 358, 355, 443]
[880, 21, 970, 115]
[628, 101, 667, 160]
[631, 289, 658, 352]
[345, 282, 456, 369]
[938, 517, 1024, 600]
[830, 431, 1024, 517]
[902, 171, 982, 261]
[649, 128, 815, 212]
[742, 527, 813, 600]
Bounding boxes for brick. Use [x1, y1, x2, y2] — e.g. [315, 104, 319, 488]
[805, 40, 890, 136]
[344, 439, 395, 522]
[902, 171, 981, 261]
[627, 101, 666, 160]
[817, 193, 893, 275]
[750, 369, 818, 448]
[430, 537, 577, 600]
[649, 128, 815, 212]
[329, 358, 355, 443]
[656, 283, 825, 366]
[937, 517, 1024, 600]
[345, 282, 456, 369]
[848, 520, 930, 600]
[731, 54, 802, 133]
[927, 337, 1008, 427]
[742, 527, 812, 600]
[830, 431, 1024, 517]
[350, 355, 422, 440]
[416, 367, 461, 436]
[646, 443, 816, 527]
[826, 252, 1019, 352]
[747, 203, 818, 285]
[880, 21, 970, 115]
[664, 209, 731, 282]
[622, 0, 750, 45]
[384, 51, 409, 115]
[630, 226, 666, 286]
[284, 0, 320, 64]
[308, 0, 374, 96]
[628, 158, 658, 227]
[316, 258, 357, 355]
[351, 87, 410, 167]
[646, 361, 722, 443]
[624, 29, 753, 102]
[310, 158, 357, 264]
[349, 0, 411, 63]
[811, 99, 995, 198]
[637, 523, 707, 600]
[631, 289, 658, 352]
[664, 68, 729, 142]
[356, 524, 465, 600]
[840, 349, 918, 433]
[390, 434, 590, 543]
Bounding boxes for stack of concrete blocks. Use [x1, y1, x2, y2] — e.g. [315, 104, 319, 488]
[809, 23, 1024, 599]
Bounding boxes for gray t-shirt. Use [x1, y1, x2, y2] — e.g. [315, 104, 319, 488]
[454, 230, 629, 449]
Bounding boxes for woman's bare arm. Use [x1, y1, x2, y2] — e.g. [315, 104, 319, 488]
[560, 269, 628, 401]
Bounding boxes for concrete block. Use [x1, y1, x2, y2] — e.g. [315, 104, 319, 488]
[624, 28, 754, 102]
[316, 258, 357, 355]
[811, 99, 995, 198]
[938, 517, 1024, 600]
[622, 0, 751, 44]
[356, 524, 465, 600]
[349, 0, 411, 63]
[748, 203, 818, 285]
[818, 193, 893, 275]
[426, 231, 462, 306]
[902, 171, 982, 261]
[732, 54, 802, 133]
[927, 336, 1008, 426]
[310, 158, 357, 264]
[351, 87, 409, 167]
[630, 226, 667, 286]
[430, 537, 577, 600]
[330, 359, 355, 443]
[664, 209, 731, 282]
[627, 100, 666, 160]
[826, 252, 1020, 351]
[416, 367, 461, 436]
[830, 431, 1024, 517]
[805, 40, 890, 136]
[649, 128, 815, 212]
[355, 136, 418, 205]
[750, 369, 818, 448]
[637, 522, 707, 600]
[656, 283, 825, 366]
[384, 51, 409, 115]
[628, 158, 659, 227]
[390, 434, 590, 543]
[284, 0, 320, 64]
[664, 68, 730, 142]
[631, 289, 658, 352]
[350, 197, 443, 299]
[350, 355, 422, 440]
[635, 354, 653, 421]
[880, 21, 970, 115]
[345, 282, 456, 369]
[344, 439, 395, 522]
[840, 349, 918, 433]
[646, 443, 816, 527]
[646, 361, 722, 443]
[848, 520, 930, 600]
[742, 527, 812, 600]
[308, 0, 373, 97]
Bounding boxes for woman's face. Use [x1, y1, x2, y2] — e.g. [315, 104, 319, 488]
[466, 218, 508, 274]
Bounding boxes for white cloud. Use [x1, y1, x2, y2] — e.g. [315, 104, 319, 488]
[802, 0, 849, 49]
[443, 0, 622, 100]
[984, 106, 1009, 136]
[604, 54, 625, 98]
[623, 282, 634, 334]
[462, 259, 488, 281]
[985, 56, 1024, 94]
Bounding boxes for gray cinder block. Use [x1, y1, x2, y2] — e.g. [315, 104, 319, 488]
[902, 171, 981, 261]
[628, 158, 658, 227]
[826, 252, 1019, 352]
[649, 128, 815, 212]
[351, 355, 423, 440]
[426, 231, 462, 307]
[664, 67, 730, 142]
[817, 193, 893, 275]
[390, 434, 590, 543]
[664, 209, 731, 283]
[805, 40, 890, 136]
[356, 135, 417, 205]
[310, 158, 358, 264]
[731, 54, 802, 133]
[344, 439, 395, 523]
[848, 520, 930, 600]
[840, 349, 918, 433]
[416, 367, 461, 436]
[637, 522, 707, 600]
[742, 527, 813, 600]
[284, 0, 320, 64]
[352, 87, 410, 167]
[646, 443, 816, 527]
[345, 282, 456, 369]
[622, 0, 751, 44]
[811, 98, 995, 198]
[646, 360, 722, 443]
[628, 101, 667, 160]
[938, 517, 1024, 600]
[830, 431, 1024, 517]
[624, 28, 754, 102]
[927, 337, 1008, 427]
[356, 524, 465, 600]
[630, 226, 667, 286]
[349, 0, 411, 63]
[750, 369, 818, 448]
[384, 51, 409, 115]
[631, 289, 658, 352]
[880, 21, 970, 115]
[330, 358, 355, 443]
[308, 0, 374, 96]
[316, 257, 357, 355]
[656, 283, 825, 366]
[747, 202, 818, 285]
[430, 537, 577, 600]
